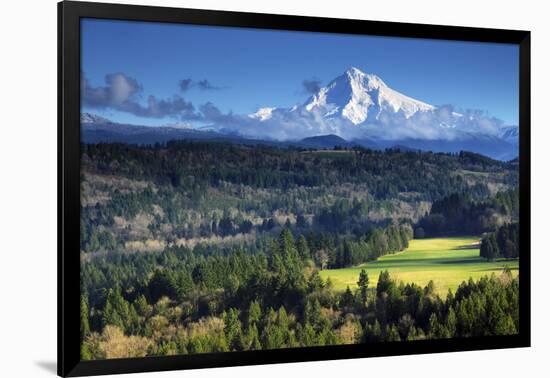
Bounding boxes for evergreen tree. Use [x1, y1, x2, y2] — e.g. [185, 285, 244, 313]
[134, 294, 152, 318]
[304, 298, 322, 327]
[341, 286, 355, 309]
[262, 307, 286, 349]
[385, 325, 401, 342]
[357, 269, 369, 305]
[247, 300, 262, 328]
[148, 269, 177, 303]
[307, 270, 325, 293]
[224, 308, 243, 351]
[103, 287, 130, 332]
[376, 270, 393, 296]
[175, 271, 194, 301]
[445, 308, 457, 336]
[246, 324, 262, 350]
[296, 235, 310, 260]
[485, 234, 500, 261]
[342, 241, 353, 267]
[80, 294, 90, 343]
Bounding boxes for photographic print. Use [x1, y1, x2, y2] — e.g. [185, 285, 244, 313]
[78, 18, 521, 361]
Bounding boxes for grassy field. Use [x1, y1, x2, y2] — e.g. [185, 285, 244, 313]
[319, 236, 519, 295]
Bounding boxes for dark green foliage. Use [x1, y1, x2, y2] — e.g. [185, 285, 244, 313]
[321, 224, 413, 269]
[480, 223, 519, 260]
[341, 286, 355, 309]
[261, 307, 295, 349]
[79, 142, 520, 358]
[80, 143, 517, 255]
[357, 269, 369, 305]
[103, 287, 130, 332]
[82, 142, 514, 201]
[80, 294, 90, 342]
[148, 270, 177, 303]
[81, 235, 519, 358]
[480, 233, 499, 261]
[224, 308, 243, 351]
[246, 300, 262, 328]
[417, 190, 519, 237]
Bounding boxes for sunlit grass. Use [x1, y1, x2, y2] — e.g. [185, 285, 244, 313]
[319, 236, 519, 295]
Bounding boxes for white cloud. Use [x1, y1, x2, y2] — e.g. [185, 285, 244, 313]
[204, 103, 512, 143]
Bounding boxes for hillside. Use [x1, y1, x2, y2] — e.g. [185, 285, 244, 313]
[80, 142, 517, 254]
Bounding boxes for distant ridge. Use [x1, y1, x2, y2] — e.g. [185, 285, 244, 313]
[297, 134, 355, 149]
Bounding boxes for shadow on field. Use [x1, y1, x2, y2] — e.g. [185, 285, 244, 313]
[438, 258, 483, 265]
[364, 258, 441, 266]
[452, 243, 480, 250]
[478, 266, 519, 272]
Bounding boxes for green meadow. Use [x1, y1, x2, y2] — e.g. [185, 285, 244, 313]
[319, 236, 519, 295]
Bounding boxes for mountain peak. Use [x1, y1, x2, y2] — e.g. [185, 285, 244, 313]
[302, 67, 433, 124]
[344, 67, 387, 88]
[345, 66, 363, 75]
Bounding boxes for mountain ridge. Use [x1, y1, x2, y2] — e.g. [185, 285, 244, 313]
[80, 67, 519, 160]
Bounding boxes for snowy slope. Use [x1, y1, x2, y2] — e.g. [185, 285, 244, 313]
[301, 67, 434, 124]
[500, 126, 520, 144]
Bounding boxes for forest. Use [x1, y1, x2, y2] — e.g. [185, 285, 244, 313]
[79, 142, 520, 359]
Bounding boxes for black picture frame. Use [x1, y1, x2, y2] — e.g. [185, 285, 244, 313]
[58, 1, 531, 376]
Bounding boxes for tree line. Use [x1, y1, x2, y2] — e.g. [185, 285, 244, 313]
[82, 143, 516, 200]
[80, 227, 518, 359]
[414, 189, 519, 238]
[480, 223, 519, 260]
[80, 143, 517, 254]
[80, 264, 518, 359]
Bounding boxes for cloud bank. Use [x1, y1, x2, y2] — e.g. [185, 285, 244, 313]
[179, 78, 224, 92]
[81, 72, 515, 145]
[205, 103, 513, 143]
[302, 78, 322, 94]
[82, 73, 196, 119]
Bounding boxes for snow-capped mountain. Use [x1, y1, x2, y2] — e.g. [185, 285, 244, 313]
[238, 67, 518, 159]
[300, 67, 435, 125]
[80, 67, 519, 160]
[247, 67, 440, 129]
[246, 67, 517, 138]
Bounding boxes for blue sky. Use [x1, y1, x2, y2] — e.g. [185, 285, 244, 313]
[81, 18, 519, 126]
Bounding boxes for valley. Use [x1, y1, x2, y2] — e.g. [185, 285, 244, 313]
[77, 19, 522, 361]
[320, 236, 519, 295]
[79, 141, 520, 359]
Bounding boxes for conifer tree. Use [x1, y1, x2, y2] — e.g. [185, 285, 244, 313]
[357, 269, 369, 305]
[341, 286, 355, 308]
[247, 300, 262, 328]
[80, 294, 90, 342]
[224, 308, 243, 351]
[103, 287, 130, 332]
